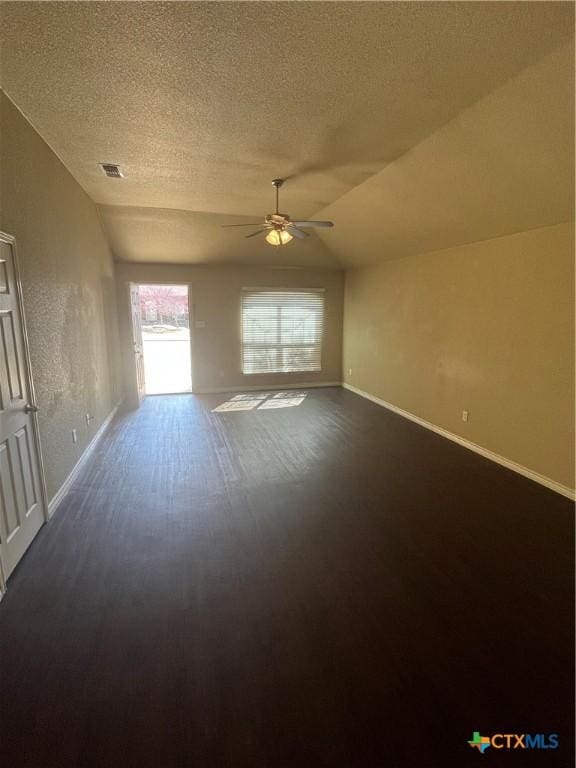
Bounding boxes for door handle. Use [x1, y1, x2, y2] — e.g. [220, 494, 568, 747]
[24, 403, 39, 414]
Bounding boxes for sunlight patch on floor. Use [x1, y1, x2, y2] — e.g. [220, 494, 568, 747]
[212, 391, 307, 413]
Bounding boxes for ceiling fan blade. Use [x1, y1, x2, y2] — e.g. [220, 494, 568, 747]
[221, 223, 265, 228]
[291, 220, 334, 228]
[286, 226, 308, 240]
[245, 229, 268, 239]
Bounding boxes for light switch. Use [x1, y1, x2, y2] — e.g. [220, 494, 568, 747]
[195, 320, 206, 329]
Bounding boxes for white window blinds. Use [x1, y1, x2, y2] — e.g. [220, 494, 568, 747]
[241, 289, 324, 374]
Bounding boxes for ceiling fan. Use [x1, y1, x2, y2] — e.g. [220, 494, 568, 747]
[221, 179, 334, 246]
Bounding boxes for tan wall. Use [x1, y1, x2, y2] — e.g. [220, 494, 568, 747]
[0, 92, 121, 500]
[114, 262, 343, 396]
[343, 222, 575, 490]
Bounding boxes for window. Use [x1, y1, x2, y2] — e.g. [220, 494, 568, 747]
[241, 289, 324, 374]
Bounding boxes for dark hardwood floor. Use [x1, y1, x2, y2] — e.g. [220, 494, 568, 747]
[0, 388, 573, 767]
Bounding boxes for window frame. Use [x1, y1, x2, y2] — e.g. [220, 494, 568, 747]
[240, 287, 325, 376]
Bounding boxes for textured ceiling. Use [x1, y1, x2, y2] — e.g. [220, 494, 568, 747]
[0, 1, 573, 266]
[316, 43, 575, 267]
[98, 205, 339, 267]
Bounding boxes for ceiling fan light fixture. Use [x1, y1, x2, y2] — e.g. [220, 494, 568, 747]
[221, 179, 333, 243]
[266, 229, 293, 246]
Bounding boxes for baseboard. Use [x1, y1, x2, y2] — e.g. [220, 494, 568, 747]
[194, 381, 342, 395]
[47, 402, 121, 517]
[342, 383, 575, 501]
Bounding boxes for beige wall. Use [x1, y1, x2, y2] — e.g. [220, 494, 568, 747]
[343, 222, 575, 490]
[115, 262, 343, 397]
[0, 92, 121, 500]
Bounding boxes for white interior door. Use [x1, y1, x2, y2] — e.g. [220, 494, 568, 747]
[0, 235, 47, 583]
[130, 283, 146, 403]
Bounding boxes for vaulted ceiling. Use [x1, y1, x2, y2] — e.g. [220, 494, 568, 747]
[0, 1, 573, 268]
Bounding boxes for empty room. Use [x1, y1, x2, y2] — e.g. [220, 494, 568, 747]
[0, 2, 574, 766]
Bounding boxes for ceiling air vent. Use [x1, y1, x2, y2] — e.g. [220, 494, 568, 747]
[99, 163, 124, 178]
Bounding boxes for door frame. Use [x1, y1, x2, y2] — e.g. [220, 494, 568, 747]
[0, 231, 49, 596]
[128, 282, 146, 406]
[127, 281, 194, 398]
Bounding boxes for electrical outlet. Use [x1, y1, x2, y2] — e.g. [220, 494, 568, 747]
[72, 429, 78, 444]
[462, 410, 469, 423]
[348, 368, 352, 377]
[85, 414, 92, 425]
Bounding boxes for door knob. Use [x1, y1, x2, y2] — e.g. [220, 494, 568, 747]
[24, 403, 39, 414]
